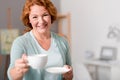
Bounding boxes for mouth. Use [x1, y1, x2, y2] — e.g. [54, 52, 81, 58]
[37, 23, 48, 30]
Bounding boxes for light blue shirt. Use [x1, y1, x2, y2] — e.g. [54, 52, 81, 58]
[7, 31, 71, 80]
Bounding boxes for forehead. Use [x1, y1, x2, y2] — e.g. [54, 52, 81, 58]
[29, 5, 48, 14]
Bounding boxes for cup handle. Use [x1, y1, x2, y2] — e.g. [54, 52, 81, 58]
[26, 57, 30, 66]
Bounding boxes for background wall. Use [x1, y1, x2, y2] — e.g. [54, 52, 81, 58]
[0, 0, 60, 33]
[60, 1, 120, 80]
[60, 0, 120, 63]
[0, 0, 25, 31]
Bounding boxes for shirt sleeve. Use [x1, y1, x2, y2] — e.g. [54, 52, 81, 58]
[55, 32, 72, 66]
[7, 37, 25, 80]
[63, 38, 72, 66]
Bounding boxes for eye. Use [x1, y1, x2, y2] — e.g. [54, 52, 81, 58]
[33, 16, 37, 19]
[43, 13, 50, 16]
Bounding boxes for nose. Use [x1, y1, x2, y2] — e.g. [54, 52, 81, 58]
[38, 17, 45, 24]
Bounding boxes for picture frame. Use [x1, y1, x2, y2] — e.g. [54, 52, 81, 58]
[0, 29, 19, 54]
[100, 46, 117, 61]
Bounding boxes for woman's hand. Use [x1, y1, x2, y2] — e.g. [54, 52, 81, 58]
[10, 54, 30, 80]
[62, 65, 73, 80]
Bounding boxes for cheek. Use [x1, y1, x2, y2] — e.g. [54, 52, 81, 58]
[30, 20, 37, 26]
[29, 17, 37, 25]
[44, 16, 51, 23]
[47, 19, 52, 26]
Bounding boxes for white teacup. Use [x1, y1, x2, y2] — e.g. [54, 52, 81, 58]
[27, 54, 48, 69]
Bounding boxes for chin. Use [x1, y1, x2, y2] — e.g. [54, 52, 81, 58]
[37, 30, 48, 34]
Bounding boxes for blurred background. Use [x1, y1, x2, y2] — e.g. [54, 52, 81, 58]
[1, 0, 120, 80]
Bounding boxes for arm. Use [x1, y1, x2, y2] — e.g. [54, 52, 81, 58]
[54, 33, 73, 80]
[10, 54, 29, 80]
[7, 37, 29, 80]
[63, 39, 73, 80]
[63, 65, 73, 80]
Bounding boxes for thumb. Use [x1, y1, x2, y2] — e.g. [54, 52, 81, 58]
[22, 54, 27, 62]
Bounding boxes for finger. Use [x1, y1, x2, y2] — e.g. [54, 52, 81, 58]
[21, 67, 30, 74]
[16, 63, 28, 69]
[64, 65, 72, 69]
[62, 66, 73, 79]
[15, 65, 29, 76]
[15, 59, 29, 68]
[23, 67, 29, 72]
[16, 58, 24, 63]
[22, 54, 27, 59]
[22, 54, 28, 63]
[63, 65, 73, 73]
[15, 59, 24, 67]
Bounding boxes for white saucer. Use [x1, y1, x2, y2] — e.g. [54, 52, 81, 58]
[46, 67, 70, 74]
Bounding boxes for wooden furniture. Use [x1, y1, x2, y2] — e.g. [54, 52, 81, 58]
[84, 60, 120, 80]
[57, 13, 71, 44]
[0, 54, 10, 80]
[0, 8, 11, 80]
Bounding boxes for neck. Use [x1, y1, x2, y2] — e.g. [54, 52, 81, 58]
[32, 30, 51, 41]
[31, 30, 51, 50]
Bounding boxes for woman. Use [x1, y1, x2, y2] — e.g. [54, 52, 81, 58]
[7, 0, 73, 80]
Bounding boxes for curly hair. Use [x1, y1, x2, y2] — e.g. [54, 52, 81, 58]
[21, 0, 57, 32]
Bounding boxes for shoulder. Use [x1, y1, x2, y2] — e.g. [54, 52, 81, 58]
[13, 32, 31, 44]
[52, 32, 68, 42]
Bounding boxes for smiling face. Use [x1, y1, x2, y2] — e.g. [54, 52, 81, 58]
[29, 5, 51, 34]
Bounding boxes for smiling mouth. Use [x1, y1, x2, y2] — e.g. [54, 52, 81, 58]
[38, 24, 48, 29]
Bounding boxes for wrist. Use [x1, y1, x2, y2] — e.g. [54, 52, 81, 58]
[10, 67, 23, 80]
